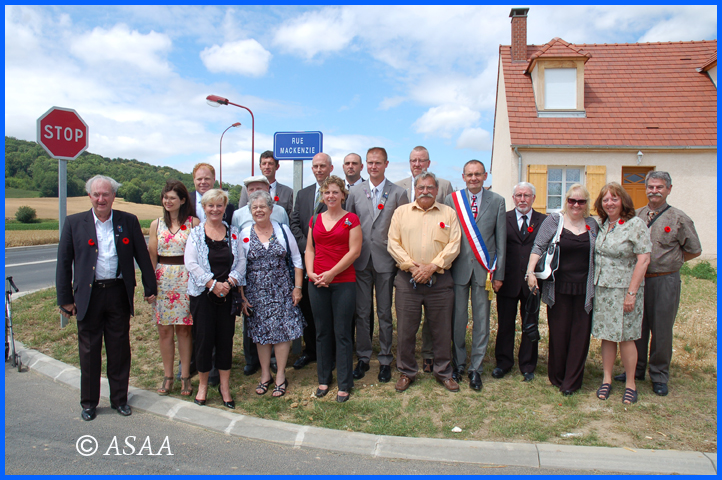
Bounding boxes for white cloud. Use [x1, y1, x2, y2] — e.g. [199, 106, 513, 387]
[379, 96, 405, 110]
[273, 7, 356, 59]
[200, 39, 272, 77]
[456, 127, 491, 151]
[413, 105, 480, 139]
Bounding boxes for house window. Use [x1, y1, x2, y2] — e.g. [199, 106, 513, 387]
[547, 167, 582, 211]
[544, 68, 576, 109]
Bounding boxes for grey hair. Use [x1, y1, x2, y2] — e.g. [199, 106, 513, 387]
[248, 190, 274, 210]
[513, 182, 536, 196]
[414, 171, 439, 189]
[645, 171, 672, 188]
[86, 175, 121, 194]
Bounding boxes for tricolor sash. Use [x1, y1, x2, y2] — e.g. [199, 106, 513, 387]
[452, 189, 496, 275]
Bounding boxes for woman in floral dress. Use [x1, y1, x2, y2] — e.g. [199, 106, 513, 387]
[592, 183, 651, 404]
[148, 180, 199, 397]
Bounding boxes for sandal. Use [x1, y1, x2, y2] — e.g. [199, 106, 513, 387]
[272, 379, 288, 398]
[255, 376, 273, 396]
[622, 387, 638, 404]
[596, 383, 612, 400]
[157, 376, 174, 396]
[180, 376, 193, 397]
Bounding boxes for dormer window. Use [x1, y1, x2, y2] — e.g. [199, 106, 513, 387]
[544, 68, 576, 109]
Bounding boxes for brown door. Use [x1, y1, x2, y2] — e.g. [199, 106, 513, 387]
[622, 166, 654, 209]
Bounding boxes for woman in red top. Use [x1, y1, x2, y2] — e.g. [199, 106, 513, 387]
[306, 175, 362, 402]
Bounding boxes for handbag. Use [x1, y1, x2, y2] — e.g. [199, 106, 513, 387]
[229, 287, 244, 317]
[521, 286, 541, 342]
[534, 212, 564, 280]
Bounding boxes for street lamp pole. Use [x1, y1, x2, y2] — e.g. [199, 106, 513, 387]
[206, 95, 255, 176]
[219, 122, 241, 189]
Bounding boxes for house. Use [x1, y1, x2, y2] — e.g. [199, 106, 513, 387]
[490, 8, 717, 258]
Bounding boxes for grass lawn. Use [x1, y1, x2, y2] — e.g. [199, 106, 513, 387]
[5, 188, 41, 198]
[12, 272, 716, 452]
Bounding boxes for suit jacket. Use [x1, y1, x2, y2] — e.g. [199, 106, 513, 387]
[443, 190, 507, 286]
[290, 183, 328, 255]
[496, 209, 546, 298]
[56, 209, 157, 321]
[191, 191, 235, 225]
[396, 176, 454, 203]
[345, 179, 409, 273]
[238, 182, 294, 218]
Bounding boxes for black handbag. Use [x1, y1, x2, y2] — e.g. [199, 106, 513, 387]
[229, 287, 244, 316]
[534, 213, 564, 280]
[521, 286, 541, 342]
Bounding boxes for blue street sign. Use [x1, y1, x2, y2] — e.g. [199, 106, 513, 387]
[274, 131, 323, 160]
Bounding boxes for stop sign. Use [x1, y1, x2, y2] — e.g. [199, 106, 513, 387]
[36, 106, 89, 160]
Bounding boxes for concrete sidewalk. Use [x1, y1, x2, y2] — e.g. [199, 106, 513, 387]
[16, 343, 717, 475]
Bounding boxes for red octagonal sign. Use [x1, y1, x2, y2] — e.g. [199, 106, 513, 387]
[36, 106, 89, 160]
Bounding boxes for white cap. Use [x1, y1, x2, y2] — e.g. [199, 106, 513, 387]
[243, 175, 270, 187]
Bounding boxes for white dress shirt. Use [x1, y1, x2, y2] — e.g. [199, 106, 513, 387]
[269, 181, 277, 199]
[195, 194, 205, 223]
[369, 178, 387, 205]
[93, 210, 119, 280]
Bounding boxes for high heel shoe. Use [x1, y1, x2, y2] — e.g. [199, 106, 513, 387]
[194, 384, 207, 405]
[218, 385, 235, 409]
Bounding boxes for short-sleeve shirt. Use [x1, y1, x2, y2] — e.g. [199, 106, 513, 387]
[594, 216, 652, 288]
[636, 204, 702, 273]
[309, 212, 360, 283]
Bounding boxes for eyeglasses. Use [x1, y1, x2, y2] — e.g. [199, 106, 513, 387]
[567, 198, 587, 206]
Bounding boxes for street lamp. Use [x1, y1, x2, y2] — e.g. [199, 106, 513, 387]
[219, 122, 241, 189]
[206, 94, 255, 175]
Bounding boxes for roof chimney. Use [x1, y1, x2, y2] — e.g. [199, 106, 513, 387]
[509, 8, 529, 62]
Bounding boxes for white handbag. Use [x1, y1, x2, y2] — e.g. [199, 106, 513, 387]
[534, 213, 564, 280]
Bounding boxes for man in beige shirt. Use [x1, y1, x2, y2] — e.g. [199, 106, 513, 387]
[388, 172, 461, 393]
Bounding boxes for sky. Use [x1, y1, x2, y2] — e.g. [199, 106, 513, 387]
[4, 5, 718, 191]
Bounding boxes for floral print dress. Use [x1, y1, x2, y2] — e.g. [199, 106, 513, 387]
[154, 217, 193, 326]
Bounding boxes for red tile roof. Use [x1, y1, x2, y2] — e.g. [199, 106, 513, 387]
[526, 37, 591, 73]
[698, 52, 717, 72]
[500, 39, 717, 147]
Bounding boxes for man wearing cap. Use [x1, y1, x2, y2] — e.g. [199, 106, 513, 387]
[238, 151, 294, 218]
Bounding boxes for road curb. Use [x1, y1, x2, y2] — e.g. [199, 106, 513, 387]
[15, 343, 717, 474]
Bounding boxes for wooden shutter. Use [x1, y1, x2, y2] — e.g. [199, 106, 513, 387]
[527, 164, 548, 213]
[586, 165, 606, 215]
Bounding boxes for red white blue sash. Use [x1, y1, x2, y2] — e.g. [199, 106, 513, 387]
[452, 189, 496, 274]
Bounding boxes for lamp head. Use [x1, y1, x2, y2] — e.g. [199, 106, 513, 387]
[206, 95, 229, 107]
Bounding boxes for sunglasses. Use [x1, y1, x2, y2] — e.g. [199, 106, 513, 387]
[567, 198, 588, 206]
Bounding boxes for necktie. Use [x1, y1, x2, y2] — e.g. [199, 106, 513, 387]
[346, 183, 351, 191]
[313, 189, 321, 212]
[521, 215, 528, 237]
[647, 210, 656, 224]
[471, 195, 478, 219]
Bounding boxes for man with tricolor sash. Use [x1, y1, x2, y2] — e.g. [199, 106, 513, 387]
[444, 160, 506, 392]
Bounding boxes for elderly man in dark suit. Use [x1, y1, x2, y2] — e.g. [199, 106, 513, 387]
[290, 152, 333, 369]
[494, 182, 546, 382]
[238, 151, 294, 218]
[444, 160, 506, 391]
[57, 175, 156, 421]
[345, 147, 409, 383]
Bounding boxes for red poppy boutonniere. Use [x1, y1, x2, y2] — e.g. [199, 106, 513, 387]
[88, 239, 95, 246]
[586, 224, 591, 231]
[274, 196, 279, 202]
[377, 204, 384, 210]
[527, 226, 534, 233]
[232, 234, 237, 240]
[243, 237, 250, 243]
[180, 224, 187, 231]
[439, 222, 448, 229]
[664, 226, 671, 233]
[122, 237, 130, 245]
[618, 219, 625, 225]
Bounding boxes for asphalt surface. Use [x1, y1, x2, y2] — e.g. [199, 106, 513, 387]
[5, 244, 59, 293]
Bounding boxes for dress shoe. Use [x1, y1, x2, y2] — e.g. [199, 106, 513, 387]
[352, 360, 370, 379]
[491, 367, 510, 379]
[110, 404, 132, 416]
[378, 365, 392, 383]
[562, 390, 575, 396]
[652, 382, 668, 396]
[395, 374, 413, 392]
[469, 371, 483, 391]
[243, 363, 260, 376]
[293, 354, 316, 370]
[218, 385, 235, 409]
[522, 372, 535, 382]
[441, 377, 460, 392]
[81, 407, 96, 421]
[452, 368, 462, 383]
[614, 372, 645, 382]
[422, 358, 434, 373]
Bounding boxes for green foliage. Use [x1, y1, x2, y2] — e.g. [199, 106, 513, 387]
[15, 206, 37, 223]
[6, 219, 59, 230]
[5, 187, 40, 198]
[680, 261, 717, 283]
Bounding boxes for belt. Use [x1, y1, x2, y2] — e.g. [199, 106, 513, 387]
[645, 271, 674, 278]
[93, 278, 122, 288]
[158, 256, 185, 265]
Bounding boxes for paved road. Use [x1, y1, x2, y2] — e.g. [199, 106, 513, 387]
[5, 362, 601, 475]
[5, 244, 59, 293]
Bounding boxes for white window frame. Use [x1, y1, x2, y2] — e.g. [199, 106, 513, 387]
[544, 68, 577, 109]
[547, 167, 583, 213]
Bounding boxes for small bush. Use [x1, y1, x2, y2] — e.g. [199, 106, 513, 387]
[681, 261, 716, 283]
[15, 206, 37, 224]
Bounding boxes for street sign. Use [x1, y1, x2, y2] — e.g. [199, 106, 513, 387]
[36, 106, 89, 160]
[274, 131, 322, 160]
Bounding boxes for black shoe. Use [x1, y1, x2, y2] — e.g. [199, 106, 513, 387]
[522, 372, 535, 382]
[315, 387, 330, 398]
[562, 390, 575, 396]
[81, 407, 96, 421]
[614, 372, 646, 382]
[110, 404, 132, 416]
[218, 385, 235, 409]
[452, 368, 462, 383]
[469, 371, 483, 391]
[352, 360, 370, 379]
[378, 365, 392, 383]
[293, 354, 316, 370]
[336, 392, 350, 403]
[491, 367, 510, 379]
[652, 382, 668, 396]
[243, 363, 260, 376]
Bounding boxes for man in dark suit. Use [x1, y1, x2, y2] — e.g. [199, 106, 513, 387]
[494, 182, 546, 382]
[238, 151, 294, 218]
[57, 175, 156, 421]
[444, 160, 506, 391]
[190, 162, 235, 224]
[290, 152, 333, 369]
[345, 147, 409, 383]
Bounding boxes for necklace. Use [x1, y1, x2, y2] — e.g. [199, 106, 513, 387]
[564, 214, 586, 234]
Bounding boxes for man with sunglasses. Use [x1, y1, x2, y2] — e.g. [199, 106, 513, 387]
[493, 182, 546, 381]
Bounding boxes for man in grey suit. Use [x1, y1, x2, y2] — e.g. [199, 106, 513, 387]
[444, 160, 506, 391]
[345, 147, 409, 383]
[395, 145, 454, 373]
[238, 150, 294, 218]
